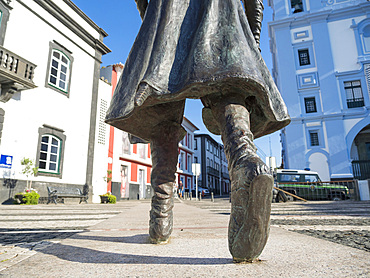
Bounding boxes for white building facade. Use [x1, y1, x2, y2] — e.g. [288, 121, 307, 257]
[0, 0, 110, 203]
[269, 0, 370, 181]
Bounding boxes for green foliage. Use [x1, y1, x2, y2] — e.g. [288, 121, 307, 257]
[107, 194, 116, 204]
[103, 170, 112, 183]
[14, 191, 40, 205]
[100, 192, 116, 204]
[21, 158, 38, 177]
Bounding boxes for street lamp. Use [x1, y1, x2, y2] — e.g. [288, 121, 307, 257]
[192, 163, 201, 200]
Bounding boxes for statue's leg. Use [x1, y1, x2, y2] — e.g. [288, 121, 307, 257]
[149, 122, 186, 243]
[202, 94, 273, 262]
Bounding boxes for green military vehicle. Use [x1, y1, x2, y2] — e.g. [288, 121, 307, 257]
[275, 169, 350, 201]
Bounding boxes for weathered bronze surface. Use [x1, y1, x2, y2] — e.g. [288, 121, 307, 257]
[106, 0, 290, 262]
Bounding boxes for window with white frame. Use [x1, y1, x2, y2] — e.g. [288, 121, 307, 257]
[344, 80, 364, 108]
[46, 41, 73, 96]
[194, 138, 197, 150]
[309, 130, 320, 147]
[39, 135, 62, 173]
[180, 153, 185, 170]
[36, 124, 66, 177]
[138, 144, 146, 159]
[187, 154, 191, 171]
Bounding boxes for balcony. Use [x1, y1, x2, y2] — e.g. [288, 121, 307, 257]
[206, 166, 219, 177]
[0, 45, 37, 102]
[347, 98, 364, 109]
[352, 160, 370, 180]
[222, 172, 229, 179]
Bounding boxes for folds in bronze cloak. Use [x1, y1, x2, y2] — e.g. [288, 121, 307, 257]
[106, 0, 290, 140]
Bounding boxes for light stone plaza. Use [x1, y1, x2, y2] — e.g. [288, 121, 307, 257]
[0, 0, 369, 277]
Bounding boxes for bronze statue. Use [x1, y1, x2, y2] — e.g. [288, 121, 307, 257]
[106, 0, 290, 263]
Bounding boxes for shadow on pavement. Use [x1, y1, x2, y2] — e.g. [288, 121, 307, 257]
[72, 233, 150, 244]
[38, 242, 232, 265]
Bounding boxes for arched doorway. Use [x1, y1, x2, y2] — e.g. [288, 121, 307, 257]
[351, 125, 370, 180]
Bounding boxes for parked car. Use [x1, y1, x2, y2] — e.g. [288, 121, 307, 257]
[274, 169, 350, 201]
[198, 187, 210, 197]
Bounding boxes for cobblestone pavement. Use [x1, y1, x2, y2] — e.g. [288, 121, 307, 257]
[183, 197, 370, 252]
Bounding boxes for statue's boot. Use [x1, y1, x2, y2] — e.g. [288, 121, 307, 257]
[149, 122, 185, 243]
[204, 94, 273, 262]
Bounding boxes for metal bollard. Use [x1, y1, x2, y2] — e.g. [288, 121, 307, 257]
[199, 193, 202, 201]
[211, 192, 214, 202]
[190, 192, 192, 200]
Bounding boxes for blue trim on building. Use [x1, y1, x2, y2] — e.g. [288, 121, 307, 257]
[297, 72, 319, 89]
[346, 115, 370, 159]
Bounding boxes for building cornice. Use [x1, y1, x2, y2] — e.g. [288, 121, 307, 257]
[194, 133, 221, 146]
[269, 3, 370, 29]
[119, 156, 152, 168]
[290, 106, 370, 123]
[33, 0, 111, 55]
[62, 0, 108, 38]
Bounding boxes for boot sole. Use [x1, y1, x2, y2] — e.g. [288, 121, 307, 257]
[229, 173, 273, 263]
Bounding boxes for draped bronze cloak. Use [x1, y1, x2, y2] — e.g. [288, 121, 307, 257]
[106, 0, 290, 141]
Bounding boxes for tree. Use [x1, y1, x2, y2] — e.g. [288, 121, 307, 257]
[20, 158, 38, 191]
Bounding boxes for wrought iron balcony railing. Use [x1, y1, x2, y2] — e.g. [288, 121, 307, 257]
[347, 98, 365, 109]
[206, 166, 219, 177]
[352, 160, 370, 180]
[222, 172, 229, 179]
[0, 45, 37, 102]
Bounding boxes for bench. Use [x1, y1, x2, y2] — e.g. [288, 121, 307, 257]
[47, 186, 88, 204]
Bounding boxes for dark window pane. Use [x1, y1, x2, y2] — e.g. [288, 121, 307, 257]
[49, 163, 56, 171]
[40, 152, 47, 160]
[309, 131, 319, 146]
[52, 138, 58, 146]
[39, 161, 46, 169]
[59, 81, 65, 89]
[51, 146, 58, 154]
[41, 143, 48, 152]
[50, 154, 57, 162]
[49, 76, 57, 85]
[298, 49, 310, 66]
[352, 80, 361, 87]
[291, 0, 303, 13]
[53, 51, 60, 59]
[42, 136, 49, 143]
[304, 97, 317, 113]
[52, 60, 58, 68]
[60, 73, 66, 81]
[344, 81, 351, 88]
[62, 55, 68, 64]
[345, 80, 364, 108]
[61, 65, 67, 74]
[51, 68, 58, 77]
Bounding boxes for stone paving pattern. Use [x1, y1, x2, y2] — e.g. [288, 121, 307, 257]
[184, 198, 370, 252]
[0, 198, 369, 277]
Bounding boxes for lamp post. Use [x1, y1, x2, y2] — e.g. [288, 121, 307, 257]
[192, 163, 201, 200]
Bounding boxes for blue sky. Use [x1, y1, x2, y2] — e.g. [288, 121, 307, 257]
[73, 0, 282, 164]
